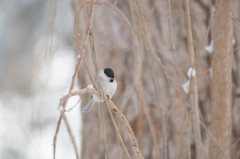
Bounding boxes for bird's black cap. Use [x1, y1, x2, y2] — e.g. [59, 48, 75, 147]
[104, 68, 114, 78]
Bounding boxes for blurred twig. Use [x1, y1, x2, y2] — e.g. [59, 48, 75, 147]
[49, 0, 58, 58]
[184, 1, 203, 159]
[168, 0, 175, 51]
[174, 111, 187, 159]
[200, 121, 228, 157]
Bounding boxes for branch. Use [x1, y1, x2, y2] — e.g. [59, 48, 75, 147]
[60, 88, 144, 159]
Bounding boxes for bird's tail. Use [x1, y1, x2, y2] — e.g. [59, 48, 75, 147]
[82, 99, 96, 112]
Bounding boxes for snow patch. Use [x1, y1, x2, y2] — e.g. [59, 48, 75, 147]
[182, 80, 190, 94]
[87, 84, 93, 89]
[187, 67, 196, 78]
[233, 38, 236, 45]
[58, 106, 64, 112]
[205, 40, 214, 54]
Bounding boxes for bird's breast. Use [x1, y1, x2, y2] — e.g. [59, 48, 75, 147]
[101, 80, 117, 98]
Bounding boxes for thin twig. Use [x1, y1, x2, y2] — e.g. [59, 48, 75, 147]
[49, 0, 58, 58]
[168, 0, 175, 51]
[98, 103, 109, 159]
[200, 121, 228, 158]
[231, 137, 240, 149]
[187, 107, 192, 159]
[62, 113, 80, 159]
[184, 1, 203, 159]
[174, 110, 187, 159]
[135, 86, 160, 159]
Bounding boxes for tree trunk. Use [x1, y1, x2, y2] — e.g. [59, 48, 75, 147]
[210, 0, 235, 159]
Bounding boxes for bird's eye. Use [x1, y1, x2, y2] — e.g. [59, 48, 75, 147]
[110, 79, 113, 82]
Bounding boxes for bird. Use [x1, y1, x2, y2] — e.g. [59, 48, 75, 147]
[82, 68, 117, 112]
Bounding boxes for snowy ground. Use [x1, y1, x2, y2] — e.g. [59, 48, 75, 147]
[0, 49, 82, 159]
[0, 0, 82, 158]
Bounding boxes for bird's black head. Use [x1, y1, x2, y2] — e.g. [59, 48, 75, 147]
[104, 68, 114, 79]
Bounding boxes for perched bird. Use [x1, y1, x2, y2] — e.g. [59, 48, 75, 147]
[82, 68, 117, 112]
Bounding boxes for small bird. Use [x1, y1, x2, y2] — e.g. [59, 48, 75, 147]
[82, 68, 117, 112]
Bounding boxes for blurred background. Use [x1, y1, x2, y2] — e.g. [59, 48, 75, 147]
[0, 0, 240, 159]
[0, 0, 80, 159]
